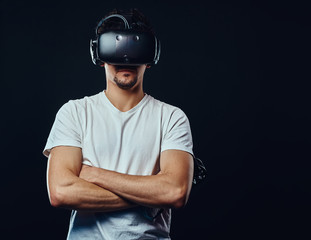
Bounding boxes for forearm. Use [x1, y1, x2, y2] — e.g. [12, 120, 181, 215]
[49, 172, 135, 212]
[81, 167, 186, 209]
[47, 146, 136, 212]
[79, 150, 193, 209]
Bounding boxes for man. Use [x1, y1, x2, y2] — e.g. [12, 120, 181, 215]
[43, 9, 194, 239]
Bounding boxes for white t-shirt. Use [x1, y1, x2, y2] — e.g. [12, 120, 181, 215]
[43, 91, 193, 240]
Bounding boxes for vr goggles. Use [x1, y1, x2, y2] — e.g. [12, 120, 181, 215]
[90, 14, 161, 66]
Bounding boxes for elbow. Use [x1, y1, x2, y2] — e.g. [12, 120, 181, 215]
[48, 186, 67, 208]
[49, 194, 61, 208]
[169, 187, 189, 209]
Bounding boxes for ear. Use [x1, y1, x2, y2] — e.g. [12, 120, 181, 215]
[100, 63, 106, 68]
[146, 64, 151, 69]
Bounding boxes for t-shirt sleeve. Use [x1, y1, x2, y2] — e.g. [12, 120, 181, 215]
[161, 108, 193, 156]
[43, 101, 82, 157]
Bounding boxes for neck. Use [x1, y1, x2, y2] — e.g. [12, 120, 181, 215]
[105, 82, 145, 112]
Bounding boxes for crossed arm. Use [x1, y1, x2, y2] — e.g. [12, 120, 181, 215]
[47, 146, 194, 212]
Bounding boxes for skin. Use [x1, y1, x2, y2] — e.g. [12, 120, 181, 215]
[47, 63, 194, 212]
[103, 63, 148, 112]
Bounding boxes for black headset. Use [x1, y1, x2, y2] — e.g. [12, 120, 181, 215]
[90, 14, 161, 66]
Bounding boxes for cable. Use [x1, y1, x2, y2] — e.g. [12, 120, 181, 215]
[95, 14, 130, 34]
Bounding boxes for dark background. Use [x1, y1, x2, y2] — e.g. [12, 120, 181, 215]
[1, 0, 310, 239]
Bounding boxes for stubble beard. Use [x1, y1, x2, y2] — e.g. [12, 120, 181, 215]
[113, 76, 138, 90]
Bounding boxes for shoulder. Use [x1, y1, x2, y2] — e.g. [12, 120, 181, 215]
[59, 92, 103, 114]
[147, 95, 189, 123]
[147, 95, 185, 114]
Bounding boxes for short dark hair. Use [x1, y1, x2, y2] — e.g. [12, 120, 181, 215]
[96, 8, 154, 35]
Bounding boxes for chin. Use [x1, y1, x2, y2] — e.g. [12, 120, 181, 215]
[114, 76, 138, 90]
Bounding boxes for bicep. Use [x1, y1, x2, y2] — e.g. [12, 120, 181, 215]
[47, 146, 83, 192]
[160, 149, 194, 190]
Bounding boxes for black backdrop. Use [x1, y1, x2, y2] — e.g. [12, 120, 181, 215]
[1, 0, 310, 239]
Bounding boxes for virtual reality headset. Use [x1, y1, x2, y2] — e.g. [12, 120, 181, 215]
[90, 14, 161, 66]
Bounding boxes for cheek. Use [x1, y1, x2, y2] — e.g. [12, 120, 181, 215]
[105, 67, 116, 79]
[138, 66, 147, 76]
